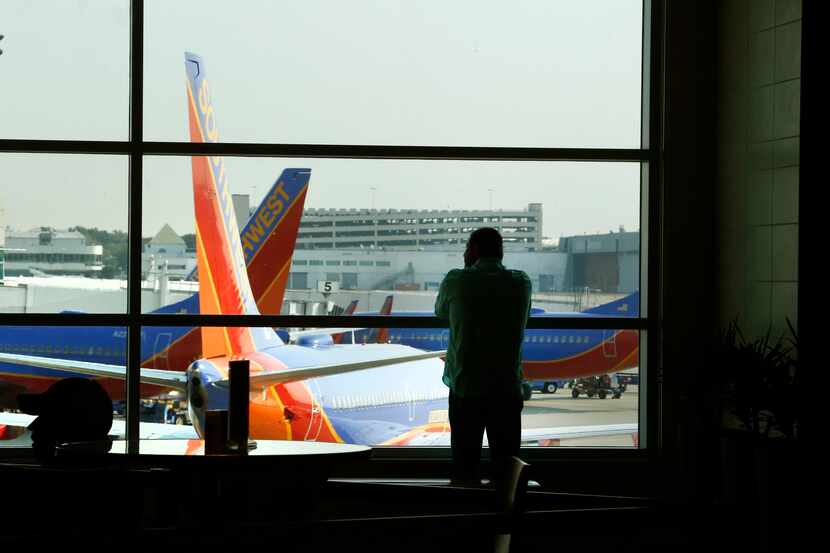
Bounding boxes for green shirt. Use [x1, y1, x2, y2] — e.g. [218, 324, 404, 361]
[435, 257, 532, 399]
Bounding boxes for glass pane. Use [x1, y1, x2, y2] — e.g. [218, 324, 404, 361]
[142, 156, 640, 314]
[0, 1, 129, 140]
[130, 325, 638, 449]
[0, 153, 128, 312]
[0, 325, 127, 451]
[144, 0, 643, 148]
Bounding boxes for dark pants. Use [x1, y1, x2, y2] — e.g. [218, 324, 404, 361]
[448, 390, 523, 484]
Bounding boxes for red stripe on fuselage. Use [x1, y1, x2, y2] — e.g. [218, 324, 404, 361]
[522, 330, 639, 380]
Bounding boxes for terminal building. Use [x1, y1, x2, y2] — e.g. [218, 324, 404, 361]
[559, 230, 640, 293]
[286, 247, 567, 294]
[1, 227, 103, 277]
[295, 204, 543, 251]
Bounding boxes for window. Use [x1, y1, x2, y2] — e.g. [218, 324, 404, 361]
[1, 1, 651, 456]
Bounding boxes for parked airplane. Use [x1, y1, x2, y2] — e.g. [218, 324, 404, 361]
[0, 167, 309, 408]
[0, 52, 636, 448]
[344, 293, 639, 396]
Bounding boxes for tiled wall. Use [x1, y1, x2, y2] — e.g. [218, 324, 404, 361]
[717, 0, 800, 339]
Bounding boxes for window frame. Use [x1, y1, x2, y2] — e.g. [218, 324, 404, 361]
[0, 0, 660, 459]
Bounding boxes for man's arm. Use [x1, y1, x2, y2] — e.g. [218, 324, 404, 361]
[434, 270, 458, 319]
[522, 272, 532, 326]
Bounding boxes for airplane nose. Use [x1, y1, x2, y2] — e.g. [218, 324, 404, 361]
[186, 363, 209, 438]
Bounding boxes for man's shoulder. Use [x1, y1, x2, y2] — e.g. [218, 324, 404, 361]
[505, 268, 532, 286]
[442, 268, 465, 282]
[439, 268, 465, 289]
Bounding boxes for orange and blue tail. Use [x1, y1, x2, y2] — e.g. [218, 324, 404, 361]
[367, 295, 393, 343]
[181, 167, 309, 315]
[241, 169, 309, 315]
[332, 300, 359, 344]
[583, 291, 640, 317]
[185, 52, 282, 358]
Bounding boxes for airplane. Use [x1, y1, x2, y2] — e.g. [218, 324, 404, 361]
[281, 295, 393, 346]
[341, 293, 640, 397]
[0, 52, 637, 449]
[0, 167, 309, 409]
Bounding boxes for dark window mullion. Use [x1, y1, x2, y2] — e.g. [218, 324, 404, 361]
[0, 313, 646, 330]
[0, 139, 648, 163]
[126, 0, 144, 456]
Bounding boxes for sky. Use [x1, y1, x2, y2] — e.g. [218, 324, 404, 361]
[0, 0, 643, 239]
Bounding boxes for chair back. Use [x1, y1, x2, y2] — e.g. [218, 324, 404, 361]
[494, 456, 530, 553]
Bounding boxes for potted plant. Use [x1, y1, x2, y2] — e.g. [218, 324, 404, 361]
[716, 319, 799, 439]
[707, 319, 800, 549]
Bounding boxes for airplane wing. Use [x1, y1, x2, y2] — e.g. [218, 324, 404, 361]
[288, 328, 366, 342]
[0, 349, 444, 393]
[384, 422, 638, 446]
[0, 353, 188, 391]
[242, 349, 447, 390]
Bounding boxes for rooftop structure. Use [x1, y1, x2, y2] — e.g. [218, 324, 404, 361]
[141, 224, 195, 281]
[295, 203, 543, 251]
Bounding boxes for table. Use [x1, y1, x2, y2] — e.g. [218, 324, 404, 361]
[108, 438, 371, 464]
[106, 439, 373, 530]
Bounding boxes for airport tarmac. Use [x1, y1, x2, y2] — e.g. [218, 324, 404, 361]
[521, 385, 639, 447]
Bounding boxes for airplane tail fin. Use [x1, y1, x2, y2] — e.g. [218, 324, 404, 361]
[332, 300, 359, 344]
[180, 167, 309, 313]
[185, 52, 283, 357]
[242, 169, 310, 314]
[583, 291, 639, 317]
[368, 295, 393, 343]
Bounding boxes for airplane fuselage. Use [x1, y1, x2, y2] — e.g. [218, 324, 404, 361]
[186, 342, 448, 445]
[346, 311, 639, 382]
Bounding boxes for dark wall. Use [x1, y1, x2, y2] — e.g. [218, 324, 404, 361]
[659, 0, 718, 503]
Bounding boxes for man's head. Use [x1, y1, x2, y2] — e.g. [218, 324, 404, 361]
[18, 377, 113, 459]
[464, 227, 503, 267]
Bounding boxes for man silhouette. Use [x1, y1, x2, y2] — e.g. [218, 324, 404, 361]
[435, 228, 531, 486]
[18, 377, 113, 460]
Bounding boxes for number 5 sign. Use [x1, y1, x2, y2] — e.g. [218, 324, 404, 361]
[317, 280, 340, 294]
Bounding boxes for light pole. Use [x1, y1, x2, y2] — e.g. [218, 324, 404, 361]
[488, 188, 493, 211]
[370, 187, 377, 210]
